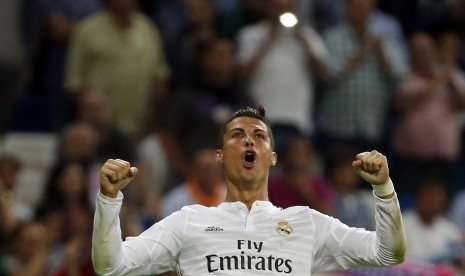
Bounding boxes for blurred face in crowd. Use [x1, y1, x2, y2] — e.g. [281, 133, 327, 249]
[201, 39, 235, 85]
[344, 0, 374, 28]
[185, 0, 216, 26]
[282, 136, 313, 172]
[0, 157, 21, 190]
[409, 33, 439, 72]
[331, 162, 360, 194]
[192, 149, 223, 190]
[104, 0, 137, 15]
[79, 90, 112, 127]
[61, 123, 98, 162]
[439, 32, 461, 65]
[16, 223, 48, 261]
[265, 0, 296, 22]
[415, 181, 447, 225]
[57, 162, 86, 201]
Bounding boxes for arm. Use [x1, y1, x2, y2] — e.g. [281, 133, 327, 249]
[92, 159, 181, 275]
[236, 24, 278, 81]
[293, 26, 328, 79]
[313, 151, 406, 271]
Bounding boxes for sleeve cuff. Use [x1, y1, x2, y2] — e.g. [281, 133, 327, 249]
[97, 190, 124, 204]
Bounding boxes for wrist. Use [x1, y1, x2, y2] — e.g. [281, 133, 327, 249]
[372, 178, 395, 198]
[100, 189, 118, 199]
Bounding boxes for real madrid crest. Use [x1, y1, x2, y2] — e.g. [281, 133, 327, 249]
[276, 220, 293, 236]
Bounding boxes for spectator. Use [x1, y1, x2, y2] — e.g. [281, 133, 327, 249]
[403, 175, 464, 265]
[325, 146, 376, 231]
[236, 0, 328, 151]
[390, 32, 465, 194]
[161, 148, 226, 218]
[76, 90, 137, 164]
[0, 222, 51, 275]
[161, 37, 252, 185]
[0, 156, 31, 250]
[38, 160, 92, 211]
[52, 204, 94, 276]
[269, 134, 333, 215]
[33, 0, 101, 131]
[317, 0, 406, 154]
[57, 122, 99, 164]
[0, 1, 27, 135]
[65, 0, 170, 139]
[154, 0, 217, 89]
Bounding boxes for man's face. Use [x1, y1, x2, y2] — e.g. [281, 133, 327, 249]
[345, 0, 374, 26]
[216, 117, 277, 185]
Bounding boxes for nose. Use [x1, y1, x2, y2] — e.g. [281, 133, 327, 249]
[245, 135, 254, 147]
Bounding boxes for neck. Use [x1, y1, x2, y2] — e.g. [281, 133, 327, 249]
[350, 21, 367, 40]
[224, 180, 269, 210]
[109, 11, 132, 29]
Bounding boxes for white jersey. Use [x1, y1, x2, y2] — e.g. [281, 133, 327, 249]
[92, 190, 406, 275]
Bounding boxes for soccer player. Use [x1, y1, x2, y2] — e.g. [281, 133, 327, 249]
[92, 105, 406, 275]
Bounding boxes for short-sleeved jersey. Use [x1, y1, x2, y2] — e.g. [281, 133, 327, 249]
[92, 188, 406, 275]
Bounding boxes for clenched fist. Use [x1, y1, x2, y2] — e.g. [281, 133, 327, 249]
[352, 150, 389, 186]
[100, 159, 138, 198]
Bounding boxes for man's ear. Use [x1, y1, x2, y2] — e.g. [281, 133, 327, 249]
[271, 152, 277, 166]
[216, 149, 224, 163]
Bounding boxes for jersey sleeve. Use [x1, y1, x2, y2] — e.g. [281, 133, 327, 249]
[312, 191, 406, 272]
[92, 191, 184, 276]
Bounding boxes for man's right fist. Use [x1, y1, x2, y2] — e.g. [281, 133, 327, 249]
[100, 159, 138, 198]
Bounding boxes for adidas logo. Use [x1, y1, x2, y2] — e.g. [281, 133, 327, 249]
[205, 226, 224, 232]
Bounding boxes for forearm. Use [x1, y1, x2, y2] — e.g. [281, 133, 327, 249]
[92, 192, 125, 275]
[372, 190, 407, 266]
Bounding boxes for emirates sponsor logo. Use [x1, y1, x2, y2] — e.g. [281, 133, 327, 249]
[205, 240, 293, 273]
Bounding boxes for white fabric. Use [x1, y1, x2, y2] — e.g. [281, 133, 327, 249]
[403, 210, 463, 262]
[92, 191, 406, 275]
[372, 179, 395, 197]
[236, 22, 327, 134]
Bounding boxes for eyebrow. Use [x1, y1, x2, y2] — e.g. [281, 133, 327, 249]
[229, 128, 267, 134]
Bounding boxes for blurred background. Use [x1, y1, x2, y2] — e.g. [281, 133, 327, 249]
[1, 0, 465, 275]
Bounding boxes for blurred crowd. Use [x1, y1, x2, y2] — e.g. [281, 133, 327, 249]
[1, 0, 465, 275]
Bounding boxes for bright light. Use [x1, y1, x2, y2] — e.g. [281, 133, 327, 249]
[279, 12, 298, 28]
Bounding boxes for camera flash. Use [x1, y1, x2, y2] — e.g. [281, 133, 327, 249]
[279, 12, 298, 28]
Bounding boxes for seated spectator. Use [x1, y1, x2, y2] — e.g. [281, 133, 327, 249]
[38, 160, 92, 211]
[269, 134, 333, 215]
[0, 155, 32, 247]
[0, 221, 51, 275]
[58, 122, 99, 165]
[325, 146, 376, 230]
[161, 148, 226, 218]
[403, 175, 464, 265]
[76, 90, 137, 164]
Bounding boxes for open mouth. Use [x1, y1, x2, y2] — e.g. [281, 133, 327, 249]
[243, 151, 256, 168]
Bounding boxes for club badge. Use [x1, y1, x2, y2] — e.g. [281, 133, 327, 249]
[276, 220, 293, 236]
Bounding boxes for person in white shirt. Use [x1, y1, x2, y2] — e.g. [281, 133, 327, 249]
[92, 105, 406, 275]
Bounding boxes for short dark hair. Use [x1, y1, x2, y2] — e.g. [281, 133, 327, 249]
[217, 105, 275, 149]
